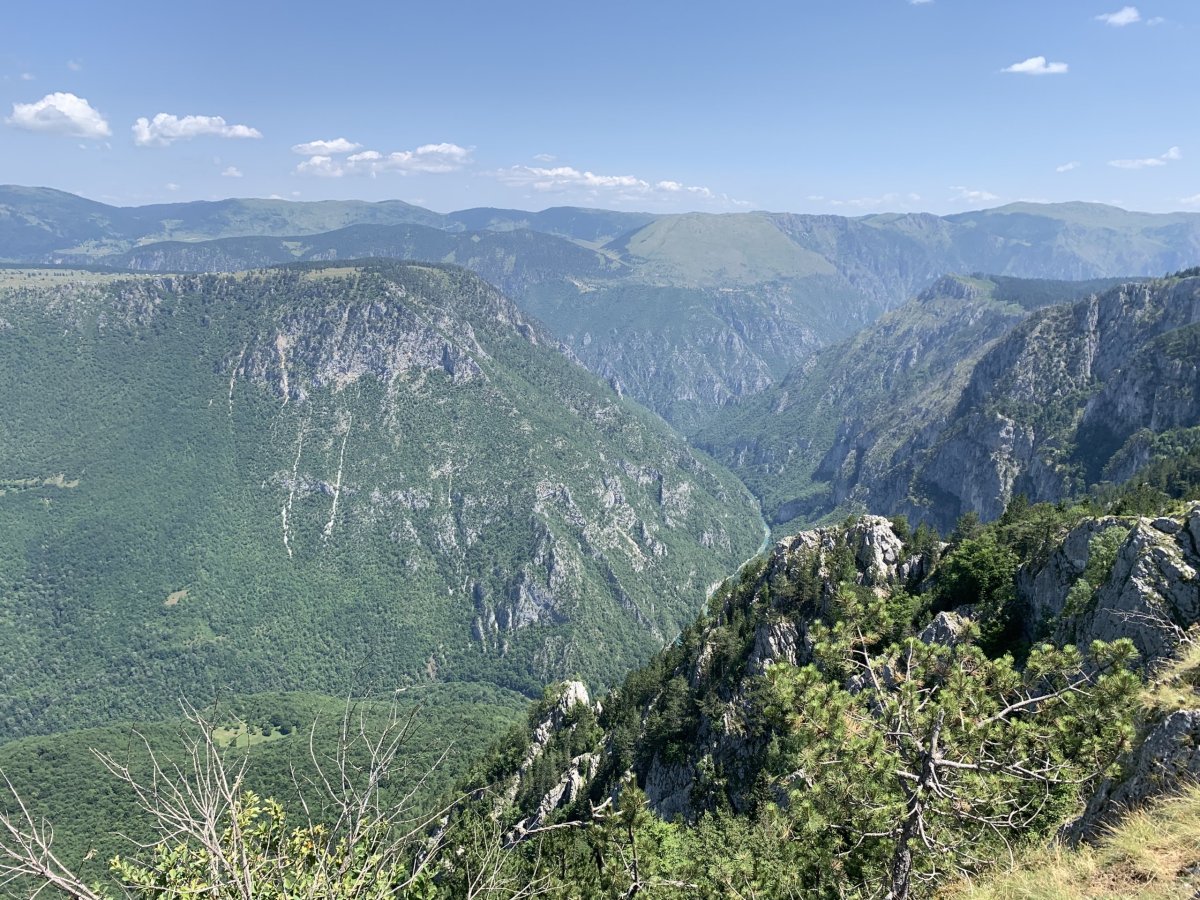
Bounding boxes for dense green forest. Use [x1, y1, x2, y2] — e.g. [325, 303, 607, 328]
[0, 263, 762, 740]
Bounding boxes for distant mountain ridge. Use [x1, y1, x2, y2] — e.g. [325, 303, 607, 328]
[4, 186, 1200, 429]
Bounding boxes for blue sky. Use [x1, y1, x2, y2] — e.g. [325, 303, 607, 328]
[2, 0, 1197, 214]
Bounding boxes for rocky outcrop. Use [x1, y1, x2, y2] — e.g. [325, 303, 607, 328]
[502, 682, 592, 809]
[918, 610, 973, 647]
[1066, 709, 1200, 844]
[702, 275, 1200, 534]
[1018, 506, 1200, 669]
[915, 279, 1200, 529]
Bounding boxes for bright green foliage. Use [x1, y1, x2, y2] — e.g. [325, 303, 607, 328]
[108, 793, 432, 900]
[933, 534, 1020, 654]
[0, 685, 526, 887]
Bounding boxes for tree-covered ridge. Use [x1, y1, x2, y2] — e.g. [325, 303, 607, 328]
[0, 261, 763, 739]
[3, 493, 1196, 897]
[442, 489, 1200, 897]
[436, 496, 1200, 897]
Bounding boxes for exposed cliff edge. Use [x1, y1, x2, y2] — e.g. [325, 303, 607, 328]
[476, 500, 1199, 875]
[701, 273, 1200, 534]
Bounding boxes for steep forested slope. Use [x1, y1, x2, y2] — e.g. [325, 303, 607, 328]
[701, 273, 1200, 533]
[0, 263, 763, 738]
[443, 485, 1200, 898]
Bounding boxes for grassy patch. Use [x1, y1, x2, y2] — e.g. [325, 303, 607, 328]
[945, 786, 1200, 899]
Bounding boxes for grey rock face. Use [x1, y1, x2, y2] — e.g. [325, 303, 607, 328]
[1066, 709, 1200, 844]
[1019, 507, 1200, 670]
[918, 610, 972, 647]
[747, 618, 804, 675]
[643, 756, 698, 822]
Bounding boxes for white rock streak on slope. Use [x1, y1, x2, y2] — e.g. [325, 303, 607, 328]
[228, 346, 246, 417]
[275, 333, 290, 406]
[281, 420, 306, 559]
[323, 415, 351, 540]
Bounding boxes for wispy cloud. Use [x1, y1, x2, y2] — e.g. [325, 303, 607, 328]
[499, 165, 698, 196]
[165, 182, 180, 192]
[66, 59, 82, 71]
[1109, 146, 1182, 169]
[1002, 56, 1069, 75]
[1096, 6, 1141, 26]
[291, 137, 361, 155]
[221, 166, 243, 178]
[1180, 194, 1200, 206]
[295, 143, 471, 177]
[910, 0, 934, 5]
[950, 186, 1000, 204]
[495, 164, 748, 206]
[532, 153, 556, 163]
[133, 113, 262, 146]
[1056, 161, 1081, 173]
[19, 72, 34, 81]
[5, 91, 111, 138]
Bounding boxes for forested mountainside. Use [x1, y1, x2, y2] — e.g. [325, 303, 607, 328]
[6, 188, 1200, 429]
[700, 272, 1200, 534]
[443, 483, 1200, 898]
[0, 263, 763, 739]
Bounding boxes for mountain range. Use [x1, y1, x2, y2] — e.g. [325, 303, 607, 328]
[6, 187, 1200, 430]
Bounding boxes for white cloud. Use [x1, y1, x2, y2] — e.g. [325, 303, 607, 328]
[1109, 146, 1182, 169]
[1056, 160, 1081, 173]
[19, 72, 34, 81]
[66, 60, 82, 71]
[295, 142, 471, 177]
[1002, 56, 1069, 75]
[495, 164, 746, 206]
[950, 186, 1000, 204]
[910, 0, 933, 4]
[290, 137, 361, 156]
[165, 182, 180, 192]
[5, 91, 111, 138]
[221, 166, 243, 178]
[133, 113, 262, 146]
[1180, 194, 1200, 206]
[533, 153, 556, 162]
[1096, 6, 1140, 26]
[1148, 16, 1165, 25]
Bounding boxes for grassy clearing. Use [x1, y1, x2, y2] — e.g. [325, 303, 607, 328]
[1141, 638, 1200, 716]
[0, 473, 81, 496]
[163, 589, 188, 607]
[943, 786, 1200, 899]
[210, 721, 291, 749]
[0, 268, 135, 289]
